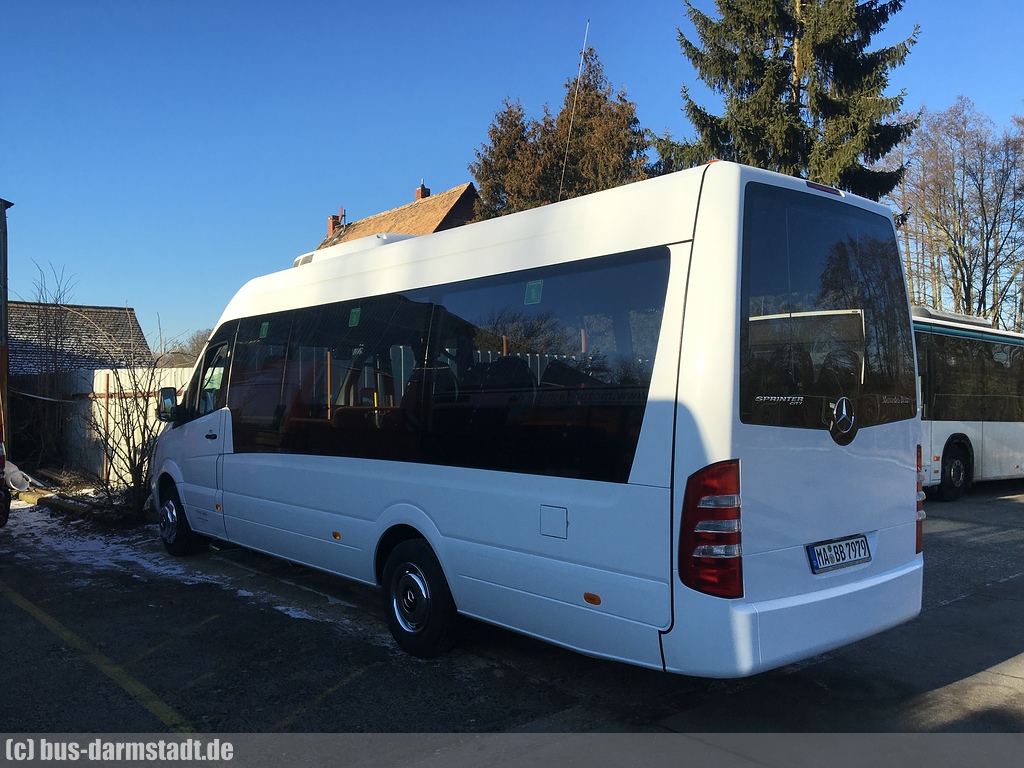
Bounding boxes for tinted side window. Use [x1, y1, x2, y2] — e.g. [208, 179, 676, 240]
[223, 247, 670, 482]
[228, 312, 293, 453]
[277, 295, 432, 460]
[986, 343, 1024, 422]
[420, 247, 670, 482]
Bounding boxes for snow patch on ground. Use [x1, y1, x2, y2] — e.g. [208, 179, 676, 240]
[2, 502, 398, 653]
[0, 503, 228, 587]
[1, 503, 380, 637]
[273, 605, 325, 622]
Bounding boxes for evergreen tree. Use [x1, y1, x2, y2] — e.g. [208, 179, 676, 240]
[545, 48, 650, 200]
[470, 98, 537, 220]
[471, 48, 649, 219]
[658, 0, 918, 200]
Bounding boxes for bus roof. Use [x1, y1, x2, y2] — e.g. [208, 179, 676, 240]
[215, 162, 894, 331]
[912, 305, 1024, 343]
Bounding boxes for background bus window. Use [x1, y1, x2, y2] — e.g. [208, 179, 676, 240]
[921, 332, 1024, 422]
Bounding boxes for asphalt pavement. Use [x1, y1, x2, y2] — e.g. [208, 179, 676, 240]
[0, 480, 1022, 737]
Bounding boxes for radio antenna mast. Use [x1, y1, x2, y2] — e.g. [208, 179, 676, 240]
[558, 19, 590, 202]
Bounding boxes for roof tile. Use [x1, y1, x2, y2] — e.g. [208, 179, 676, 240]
[7, 302, 153, 376]
[316, 183, 477, 250]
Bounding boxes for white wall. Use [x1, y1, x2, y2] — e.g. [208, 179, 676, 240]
[66, 366, 192, 483]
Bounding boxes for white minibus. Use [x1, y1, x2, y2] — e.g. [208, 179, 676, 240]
[152, 161, 923, 677]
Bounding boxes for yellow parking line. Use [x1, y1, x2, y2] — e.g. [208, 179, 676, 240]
[270, 667, 369, 731]
[0, 579, 194, 733]
[134, 614, 222, 663]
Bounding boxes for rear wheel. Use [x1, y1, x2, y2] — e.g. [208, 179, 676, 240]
[158, 484, 206, 555]
[382, 538, 458, 658]
[938, 445, 971, 501]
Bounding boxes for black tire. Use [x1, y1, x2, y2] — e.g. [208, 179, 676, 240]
[382, 538, 458, 658]
[0, 486, 11, 527]
[937, 445, 971, 502]
[158, 484, 206, 555]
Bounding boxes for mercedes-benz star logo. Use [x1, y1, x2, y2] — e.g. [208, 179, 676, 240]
[832, 397, 856, 434]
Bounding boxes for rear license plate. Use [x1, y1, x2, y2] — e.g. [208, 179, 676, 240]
[807, 534, 871, 574]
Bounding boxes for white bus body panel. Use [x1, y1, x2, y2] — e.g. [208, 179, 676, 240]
[219, 457, 673, 620]
[662, 164, 923, 677]
[921, 420, 1024, 486]
[979, 422, 1024, 479]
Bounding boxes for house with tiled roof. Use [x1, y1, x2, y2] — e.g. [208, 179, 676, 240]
[7, 301, 152, 376]
[7, 301, 154, 472]
[316, 181, 478, 251]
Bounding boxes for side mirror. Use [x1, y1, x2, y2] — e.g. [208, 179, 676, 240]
[157, 387, 179, 422]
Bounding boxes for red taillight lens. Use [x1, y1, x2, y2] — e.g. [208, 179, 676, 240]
[680, 459, 743, 599]
[916, 445, 926, 554]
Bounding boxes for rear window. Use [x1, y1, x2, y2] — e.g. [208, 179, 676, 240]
[739, 183, 916, 441]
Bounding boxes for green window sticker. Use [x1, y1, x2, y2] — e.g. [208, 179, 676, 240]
[349, 307, 361, 327]
[259, 321, 270, 339]
[524, 280, 543, 305]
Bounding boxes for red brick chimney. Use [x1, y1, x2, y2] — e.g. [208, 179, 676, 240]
[415, 181, 430, 201]
[327, 206, 345, 237]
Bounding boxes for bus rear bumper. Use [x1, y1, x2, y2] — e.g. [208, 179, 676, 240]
[661, 557, 923, 678]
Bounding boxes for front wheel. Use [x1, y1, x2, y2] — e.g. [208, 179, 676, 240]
[158, 484, 206, 555]
[937, 445, 971, 502]
[382, 538, 458, 658]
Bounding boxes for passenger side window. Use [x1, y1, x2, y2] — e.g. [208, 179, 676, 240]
[181, 340, 230, 423]
[423, 247, 670, 481]
[219, 247, 671, 484]
[299, 296, 430, 461]
[198, 346, 229, 415]
[229, 297, 434, 458]
[228, 313, 293, 452]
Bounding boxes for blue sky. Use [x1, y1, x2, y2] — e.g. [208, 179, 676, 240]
[3, 0, 1021, 349]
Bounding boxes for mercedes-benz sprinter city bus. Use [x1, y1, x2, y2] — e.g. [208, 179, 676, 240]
[152, 161, 924, 677]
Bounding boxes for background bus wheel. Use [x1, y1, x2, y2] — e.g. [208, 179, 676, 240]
[382, 539, 458, 658]
[158, 484, 206, 555]
[938, 446, 971, 501]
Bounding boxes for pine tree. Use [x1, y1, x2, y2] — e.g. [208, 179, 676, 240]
[470, 48, 649, 219]
[659, 0, 918, 200]
[470, 98, 537, 220]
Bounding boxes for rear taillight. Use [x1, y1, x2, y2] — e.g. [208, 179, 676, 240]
[916, 445, 926, 554]
[680, 460, 743, 599]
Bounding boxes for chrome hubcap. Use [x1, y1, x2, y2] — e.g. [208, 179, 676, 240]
[949, 459, 965, 488]
[159, 499, 178, 543]
[392, 564, 430, 635]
